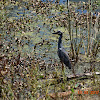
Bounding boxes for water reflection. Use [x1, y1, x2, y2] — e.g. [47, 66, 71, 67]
[41, 0, 88, 4]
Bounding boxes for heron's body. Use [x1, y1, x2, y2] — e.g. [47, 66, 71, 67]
[52, 31, 71, 70]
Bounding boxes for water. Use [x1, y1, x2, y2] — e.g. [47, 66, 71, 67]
[41, 0, 88, 4]
[1, 0, 99, 72]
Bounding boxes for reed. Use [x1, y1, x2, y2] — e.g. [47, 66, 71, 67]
[67, 0, 75, 59]
[0, 0, 100, 99]
[75, 18, 78, 62]
[87, 0, 92, 56]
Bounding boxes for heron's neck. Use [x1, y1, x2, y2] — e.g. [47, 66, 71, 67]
[58, 35, 62, 49]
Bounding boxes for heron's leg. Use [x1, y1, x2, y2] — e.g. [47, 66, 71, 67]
[72, 66, 76, 77]
[61, 62, 66, 81]
[61, 62, 64, 72]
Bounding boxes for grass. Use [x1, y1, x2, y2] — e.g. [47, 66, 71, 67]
[0, 0, 100, 99]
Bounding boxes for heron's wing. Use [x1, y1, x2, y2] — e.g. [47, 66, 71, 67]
[59, 48, 69, 59]
[58, 48, 71, 69]
[62, 48, 69, 57]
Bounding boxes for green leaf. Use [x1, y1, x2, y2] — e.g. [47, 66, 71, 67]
[71, 88, 74, 93]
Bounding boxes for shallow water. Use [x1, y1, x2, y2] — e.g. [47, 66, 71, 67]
[41, 0, 88, 4]
[1, 0, 100, 75]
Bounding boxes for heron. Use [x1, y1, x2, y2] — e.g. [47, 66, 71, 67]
[52, 31, 71, 71]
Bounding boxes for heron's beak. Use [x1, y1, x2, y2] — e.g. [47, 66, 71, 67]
[52, 32, 58, 34]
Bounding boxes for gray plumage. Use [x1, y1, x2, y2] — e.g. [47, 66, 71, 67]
[52, 31, 71, 69]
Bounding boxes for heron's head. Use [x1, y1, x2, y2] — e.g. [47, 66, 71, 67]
[52, 31, 63, 36]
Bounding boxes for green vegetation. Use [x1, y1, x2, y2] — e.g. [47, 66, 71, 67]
[0, 0, 100, 99]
